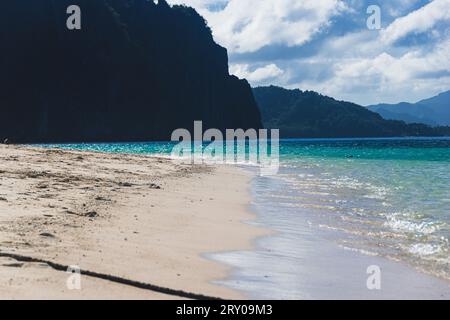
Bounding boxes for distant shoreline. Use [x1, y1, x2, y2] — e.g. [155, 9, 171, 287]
[4, 135, 449, 146]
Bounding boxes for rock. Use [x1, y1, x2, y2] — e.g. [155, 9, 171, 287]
[85, 211, 98, 218]
[2, 263, 24, 268]
[65, 210, 97, 218]
[39, 232, 55, 238]
[118, 182, 133, 187]
[0, 1, 262, 143]
[95, 196, 111, 202]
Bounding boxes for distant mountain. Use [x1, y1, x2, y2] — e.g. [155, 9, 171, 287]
[368, 91, 450, 126]
[366, 103, 438, 126]
[253, 86, 450, 138]
[0, 0, 261, 143]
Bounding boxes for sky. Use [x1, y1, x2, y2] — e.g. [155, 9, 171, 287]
[167, 0, 450, 106]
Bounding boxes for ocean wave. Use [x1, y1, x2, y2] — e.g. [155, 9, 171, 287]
[384, 212, 442, 235]
[339, 245, 379, 257]
[407, 243, 444, 256]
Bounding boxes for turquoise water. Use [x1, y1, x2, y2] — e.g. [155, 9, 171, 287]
[41, 138, 450, 283]
[268, 138, 450, 280]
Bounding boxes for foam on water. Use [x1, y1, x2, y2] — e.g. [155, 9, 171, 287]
[408, 243, 444, 256]
[384, 212, 443, 235]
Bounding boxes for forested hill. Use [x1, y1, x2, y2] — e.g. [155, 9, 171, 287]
[0, 0, 262, 143]
[253, 86, 450, 138]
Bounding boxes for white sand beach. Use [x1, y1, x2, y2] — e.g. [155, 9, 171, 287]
[0, 145, 266, 299]
[1, 144, 449, 300]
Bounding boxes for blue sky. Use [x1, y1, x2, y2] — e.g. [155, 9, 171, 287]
[168, 0, 450, 105]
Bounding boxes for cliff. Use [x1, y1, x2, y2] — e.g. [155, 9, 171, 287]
[0, 0, 262, 143]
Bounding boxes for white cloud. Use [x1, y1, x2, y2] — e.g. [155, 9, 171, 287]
[170, 0, 348, 53]
[381, 0, 450, 44]
[168, 0, 450, 105]
[295, 38, 450, 105]
[230, 63, 284, 83]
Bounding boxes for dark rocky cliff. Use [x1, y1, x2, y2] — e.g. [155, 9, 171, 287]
[0, 0, 262, 143]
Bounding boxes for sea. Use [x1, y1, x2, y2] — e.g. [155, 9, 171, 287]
[40, 137, 450, 298]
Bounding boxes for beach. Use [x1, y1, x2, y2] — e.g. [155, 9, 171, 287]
[0, 144, 265, 299]
[1, 140, 450, 300]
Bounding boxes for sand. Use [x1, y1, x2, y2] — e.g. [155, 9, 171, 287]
[0, 144, 266, 300]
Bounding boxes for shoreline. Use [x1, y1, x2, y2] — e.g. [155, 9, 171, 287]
[0, 145, 266, 299]
[210, 170, 450, 300]
[1, 144, 449, 300]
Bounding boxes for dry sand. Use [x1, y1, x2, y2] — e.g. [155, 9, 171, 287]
[0, 144, 266, 300]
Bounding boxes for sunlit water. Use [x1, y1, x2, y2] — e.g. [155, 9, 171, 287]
[40, 138, 450, 296]
[276, 139, 450, 266]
